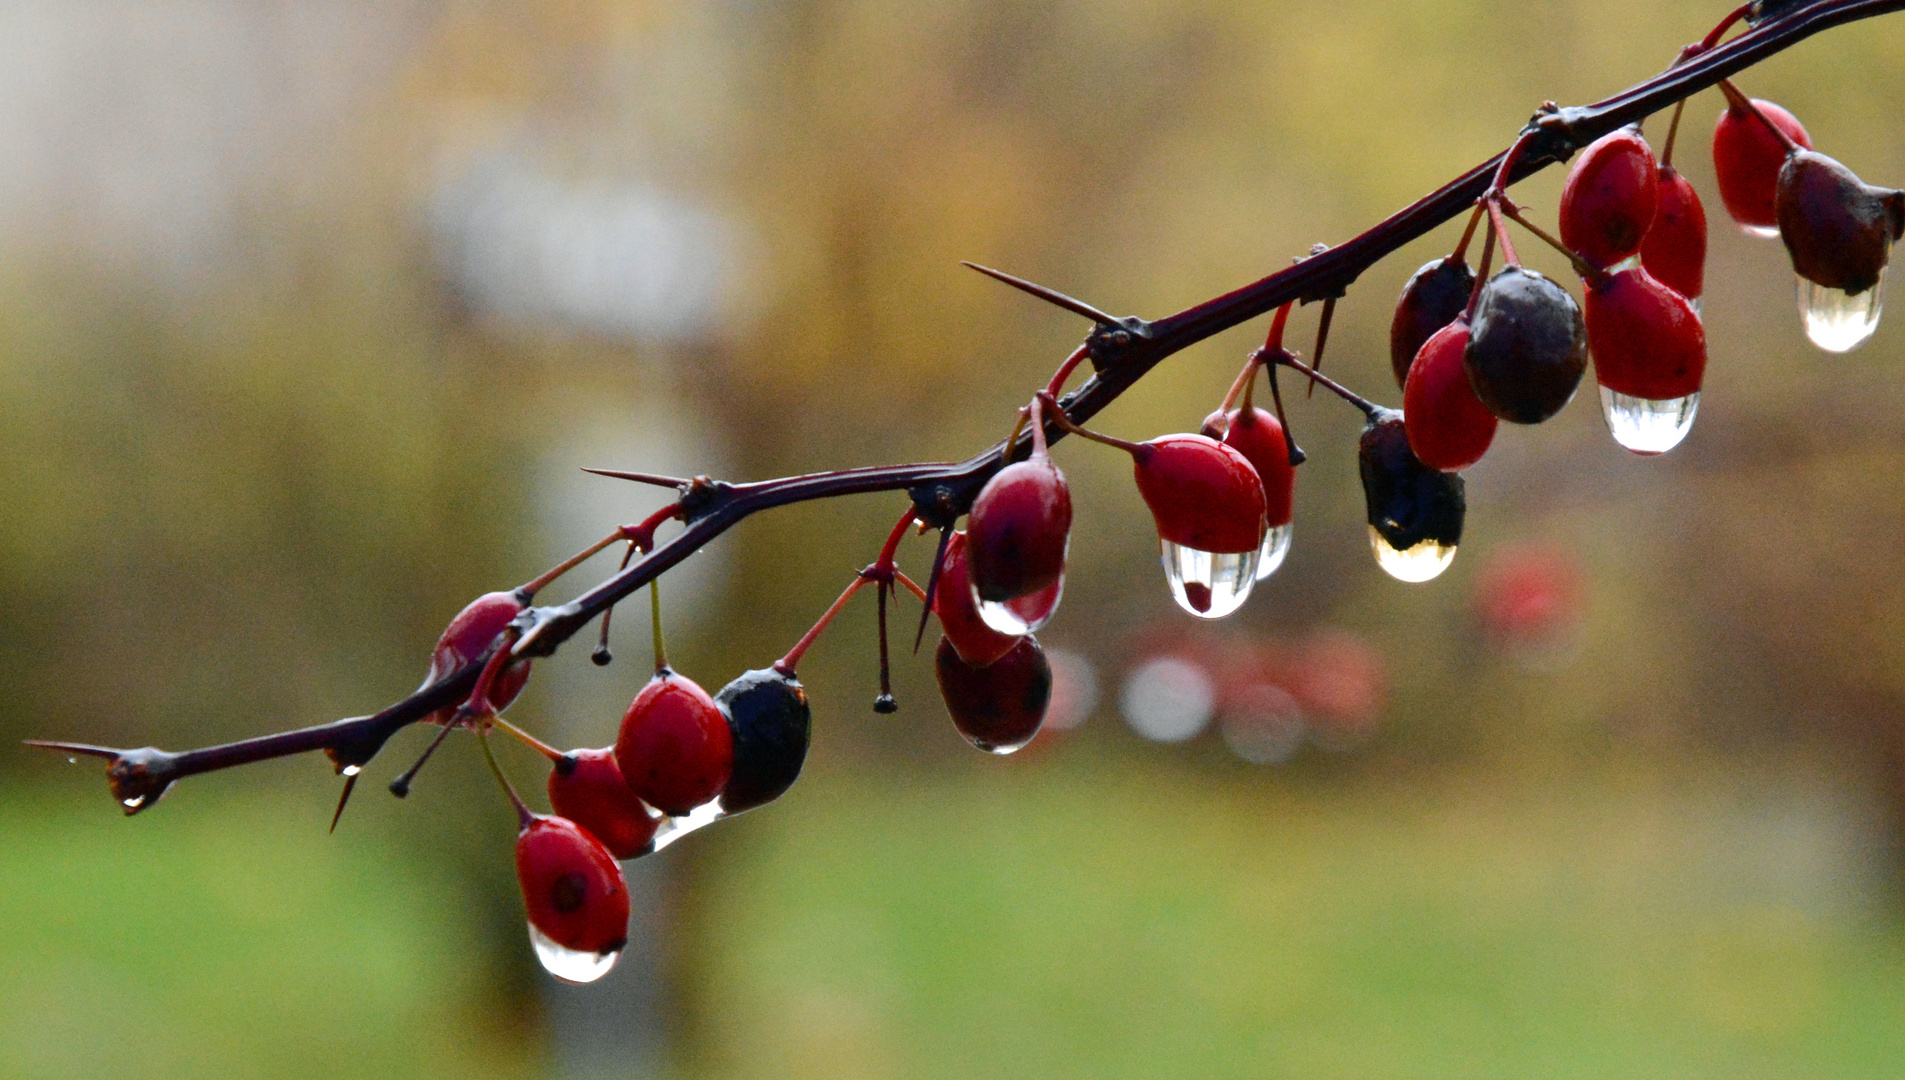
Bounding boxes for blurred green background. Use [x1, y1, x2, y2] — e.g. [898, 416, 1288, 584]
[5, 1, 1905, 1077]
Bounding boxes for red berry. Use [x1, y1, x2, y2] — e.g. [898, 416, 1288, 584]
[1463, 266, 1587, 425]
[1389, 257, 1476, 391]
[547, 748, 659, 860]
[1559, 128, 1660, 269]
[1641, 164, 1708, 302]
[934, 635, 1052, 754]
[1130, 434, 1266, 554]
[931, 531, 1022, 667]
[964, 457, 1072, 629]
[1201, 407, 1295, 529]
[1713, 98, 1811, 231]
[425, 591, 530, 724]
[614, 669, 732, 815]
[516, 814, 630, 982]
[1775, 149, 1905, 295]
[1403, 320, 1496, 473]
[1584, 266, 1706, 401]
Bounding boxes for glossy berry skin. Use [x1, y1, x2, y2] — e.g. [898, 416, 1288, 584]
[615, 669, 733, 815]
[1389, 257, 1475, 390]
[1776, 150, 1905, 295]
[932, 531, 1022, 667]
[1584, 267, 1706, 401]
[714, 667, 811, 815]
[965, 458, 1072, 604]
[1359, 410, 1465, 555]
[1713, 98, 1811, 230]
[425, 591, 530, 724]
[1131, 434, 1266, 554]
[547, 748, 659, 860]
[1403, 320, 1496, 473]
[1560, 129, 1660, 269]
[1464, 266, 1587, 425]
[1641, 164, 1708, 302]
[934, 635, 1052, 754]
[1201, 406, 1295, 528]
[516, 815, 630, 966]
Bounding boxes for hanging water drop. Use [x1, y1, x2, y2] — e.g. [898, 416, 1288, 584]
[1798, 272, 1884, 353]
[121, 796, 144, 810]
[1599, 386, 1699, 455]
[341, 764, 362, 777]
[528, 922, 620, 983]
[1368, 526, 1456, 583]
[973, 579, 1062, 636]
[1743, 223, 1780, 240]
[1255, 524, 1293, 581]
[1687, 296, 1703, 319]
[1160, 541, 1257, 619]
[649, 797, 724, 853]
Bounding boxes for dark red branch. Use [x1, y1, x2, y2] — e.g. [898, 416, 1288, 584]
[33, 0, 1905, 804]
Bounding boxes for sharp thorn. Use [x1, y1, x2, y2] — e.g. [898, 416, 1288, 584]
[329, 773, 359, 834]
[23, 740, 123, 759]
[960, 262, 1121, 326]
[580, 468, 688, 488]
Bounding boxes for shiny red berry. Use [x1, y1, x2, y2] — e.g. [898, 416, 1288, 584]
[1201, 406, 1295, 529]
[1130, 434, 1266, 554]
[932, 531, 1022, 667]
[547, 748, 659, 860]
[1389, 256, 1476, 391]
[964, 457, 1072, 623]
[1641, 164, 1708, 303]
[516, 814, 630, 981]
[934, 635, 1052, 754]
[1584, 266, 1706, 401]
[1463, 265, 1587, 425]
[614, 669, 732, 815]
[1713, 98, 1811, 231]
[1559, 128, 1660, 269]
[1403, 320, 1495, 473]
[425, 591, 530, 724]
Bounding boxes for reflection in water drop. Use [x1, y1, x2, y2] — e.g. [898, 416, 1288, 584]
[1256, 523, 1293, 581]
[121, 796, 144, 810]
[1160, 541, 1257, 619]
[1798, 272, 1884, 353]
[974, 578, 1062, 636]
[1599, 386, 1699, 455]
[1368, 526, 1456, 583]
[341, 764, 362, 777]
[1743, 223, 1780, 240]
[529, 922, 620, 983]
[649, 798, 724, 853]
[1688, 296, 1703, 319]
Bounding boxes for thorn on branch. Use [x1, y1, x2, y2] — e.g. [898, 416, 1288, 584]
[25, 741, 181, 814]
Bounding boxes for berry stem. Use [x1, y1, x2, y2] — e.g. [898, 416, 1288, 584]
[1701, 3, 1755, 52]
[1661, 98, 1686, 167]
[477, 728, 534, 830]
[1219, 302, 1293, 414]
[493, 717, 565, 763]
[1718, 78, 1801, 151]
[777, 575, 872, 674]
[1272, 353, 1381, 419]
[593, 541, 642, 665]
[1264, 362, 1306, 467]
[893, 569, 928, 603]
[1488, 129, 1541, 200]
[1034, 391, 1147, 457]
[1486, 197, 1523, 268]
[1463, 210, 1498, 321]
[1451, 202, 1486, 263]
[1044, 343, 1093, 399]
[872, 508, 917, 576]
[650, 575, 667, 676]
[1499, 203, 1610, 285]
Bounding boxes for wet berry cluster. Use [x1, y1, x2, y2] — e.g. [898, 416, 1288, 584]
[28, 0, 1904, 989]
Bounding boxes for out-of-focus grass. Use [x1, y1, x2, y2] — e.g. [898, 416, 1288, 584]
[0, 779, 540, 1080]
[686, 747, 1905, 1080]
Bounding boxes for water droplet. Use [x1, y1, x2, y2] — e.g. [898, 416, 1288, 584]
[1743, 223, 1780, 240]
[66, 757, 76, 765]
[121, 796, 145, 810]
[649, 797, 724, 853]
[528, 922, 620, 983]
[341, 764, 362, 777]
[1798, 271, 1884, 353]
[1598, 386, 1699, 455]
[1160, 541, 1257, 619]
[1368, 526, 1456, 583]
[1255, 523, 1293, 581]
[1687, 296, 1703, 319]
[973, 578, 1062, 635]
